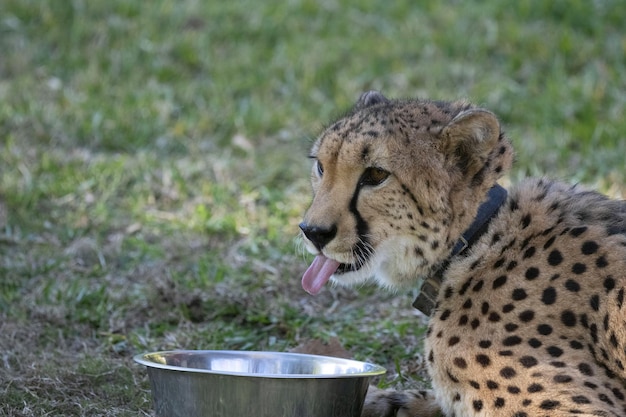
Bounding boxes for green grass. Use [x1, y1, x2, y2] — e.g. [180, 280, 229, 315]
[1, 0, 625, 415]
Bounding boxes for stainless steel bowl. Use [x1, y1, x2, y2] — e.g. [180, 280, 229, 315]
[134, 350, 386, 417]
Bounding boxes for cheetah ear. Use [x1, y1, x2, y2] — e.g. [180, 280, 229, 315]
[356, 91, 389, 108]
[441, 108, 501, 176]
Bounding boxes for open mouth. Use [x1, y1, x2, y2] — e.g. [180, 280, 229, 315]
[336, 262, 361, 274]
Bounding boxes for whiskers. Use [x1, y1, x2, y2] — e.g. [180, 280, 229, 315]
[294, 229, 381, 274]
[293, 234, 311, 260]
[349, 233, 378, 271]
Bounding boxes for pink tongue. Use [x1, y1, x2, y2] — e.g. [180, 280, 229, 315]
[302, 255, 340, 295]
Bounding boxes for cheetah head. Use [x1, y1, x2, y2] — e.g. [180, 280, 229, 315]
[300, 91, 513, 294]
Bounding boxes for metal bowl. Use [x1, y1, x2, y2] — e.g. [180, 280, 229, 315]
[134, 350, 386, 417]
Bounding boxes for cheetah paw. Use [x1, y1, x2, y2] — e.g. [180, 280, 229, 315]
[362, 386, 441, 417]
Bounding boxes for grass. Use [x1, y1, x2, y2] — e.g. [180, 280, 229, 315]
[1, 0, 625, 415]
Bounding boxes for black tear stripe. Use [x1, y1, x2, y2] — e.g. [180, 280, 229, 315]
[348, 182, 371, 266]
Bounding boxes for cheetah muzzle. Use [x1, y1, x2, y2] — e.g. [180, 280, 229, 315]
[300, 91, 626, 417]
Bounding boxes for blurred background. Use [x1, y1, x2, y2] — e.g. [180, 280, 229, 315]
[1, 0, 624, 415]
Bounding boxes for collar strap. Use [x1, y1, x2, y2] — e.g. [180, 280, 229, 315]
[412, 184, 508, 315]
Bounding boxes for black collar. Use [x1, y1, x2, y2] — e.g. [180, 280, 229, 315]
[412, 184, 508, 315]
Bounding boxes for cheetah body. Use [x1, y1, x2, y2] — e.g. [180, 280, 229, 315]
[427, 178, 626, 417]
[300, 92, 626, 417]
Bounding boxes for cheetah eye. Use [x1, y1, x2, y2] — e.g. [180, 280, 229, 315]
[315, 160, 324, 177]
[360, 167, 390, 187]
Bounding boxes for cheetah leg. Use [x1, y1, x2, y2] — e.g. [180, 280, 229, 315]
[362, 386, 442, 417]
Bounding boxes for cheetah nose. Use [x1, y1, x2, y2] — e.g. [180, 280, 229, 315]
[299, 222, 337, 251]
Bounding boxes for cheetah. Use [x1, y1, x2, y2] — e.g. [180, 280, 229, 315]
[299, 91, 626, 417]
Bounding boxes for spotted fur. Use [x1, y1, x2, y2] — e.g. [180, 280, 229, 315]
[300, 92, 626, 417]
